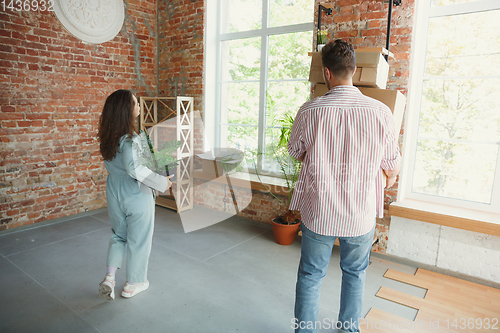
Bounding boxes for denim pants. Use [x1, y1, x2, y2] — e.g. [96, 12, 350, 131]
[294, 222, 375, 333]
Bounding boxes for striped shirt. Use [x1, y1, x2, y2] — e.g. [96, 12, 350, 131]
[288, 85, 401, 237]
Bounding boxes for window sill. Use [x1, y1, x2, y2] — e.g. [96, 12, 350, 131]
[193, 170, 290, 196]
[389, 199, 500, 237]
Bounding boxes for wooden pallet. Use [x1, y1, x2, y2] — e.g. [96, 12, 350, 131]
[362, 268, 500, 333]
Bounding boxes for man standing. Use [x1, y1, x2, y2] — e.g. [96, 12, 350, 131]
[289, 39, 401, 333]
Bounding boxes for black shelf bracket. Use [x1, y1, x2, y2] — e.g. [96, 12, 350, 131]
[385, 0, 403, 61]
[317, 4, 333, 50]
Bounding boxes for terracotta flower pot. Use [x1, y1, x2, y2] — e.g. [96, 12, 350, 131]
[272, 217, 301, 246]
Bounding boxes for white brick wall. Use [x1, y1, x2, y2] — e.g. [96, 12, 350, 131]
[387, 216, 500, 283]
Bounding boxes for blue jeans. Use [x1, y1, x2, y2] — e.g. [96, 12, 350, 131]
[294, 222, 375, 333]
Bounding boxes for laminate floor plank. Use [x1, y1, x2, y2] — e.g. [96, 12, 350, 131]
[369, 268, 500, 332]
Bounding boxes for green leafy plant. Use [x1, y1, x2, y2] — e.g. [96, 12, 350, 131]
[317, 29, 327, 44]
[133, 130, 182, 175]
[254, 113, 302, 225]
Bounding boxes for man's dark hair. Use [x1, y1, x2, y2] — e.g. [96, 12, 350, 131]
[321, 39, 356, 80]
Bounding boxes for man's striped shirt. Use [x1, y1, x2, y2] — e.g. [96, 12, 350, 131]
[288, 85, 401, 237]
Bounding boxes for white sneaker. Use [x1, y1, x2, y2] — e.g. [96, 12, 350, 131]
[121, 280, 149, 298]
[98, 274, 115, 300]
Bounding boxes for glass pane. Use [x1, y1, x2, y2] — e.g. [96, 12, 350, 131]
[431, 0, 482, 6]
[220, 0, 262, 33]
[220, 125, 258, 168]
[412, 140, 497, 203]
[221, 37, 261, 81]
[419, 78, 500, 143]
[263, 127, 302, 183]
[425, 10, 500, 77]
[221, 82, 260, 125]
[266, 81, 310, 125]
[268, 31, 313, 80]
[269, 0, 314, 27]
[262, 127, 285, 174]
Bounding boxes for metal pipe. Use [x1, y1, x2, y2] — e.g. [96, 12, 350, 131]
[385, 0, 394, 61]
[317, 4, 333, 51]
[385, 0, 402, 62]
[318, 4, 322, 41]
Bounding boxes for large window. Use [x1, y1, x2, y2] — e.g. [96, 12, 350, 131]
[215, 0, 313, 173]
[406, 0, 500, 212]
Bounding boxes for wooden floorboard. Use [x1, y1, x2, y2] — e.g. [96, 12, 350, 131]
[363, 268, 500, 332]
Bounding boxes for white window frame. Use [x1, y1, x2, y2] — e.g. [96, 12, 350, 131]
[204, 0, 313, 176]
[402, 0, 500, 214]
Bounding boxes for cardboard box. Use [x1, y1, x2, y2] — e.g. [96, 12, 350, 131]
[357, 87, 406, 131]
[197, 148, 244, 178]
[358, 87, 406, 185]
[355, 47, 394, 59]
[313, 83, 329, 99]
[198, 151, 226, 177]
[308, 52, 324, 84]
[308, 49, 389, 89]
[200, 158, 225, 177]
[352, 52, 389, 88]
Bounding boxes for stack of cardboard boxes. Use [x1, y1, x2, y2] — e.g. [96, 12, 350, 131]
[308, 47, 406, 133]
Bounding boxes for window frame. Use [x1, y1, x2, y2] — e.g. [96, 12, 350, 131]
[209, 0, 313, 176]
[402, 0, 500, 213]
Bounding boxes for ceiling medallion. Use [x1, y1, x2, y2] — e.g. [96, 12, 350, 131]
[53, 0, 125, 44]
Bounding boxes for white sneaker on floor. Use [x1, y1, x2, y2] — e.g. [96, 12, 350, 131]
[98, 274, 115, 300]
[121, 280, 149, 298]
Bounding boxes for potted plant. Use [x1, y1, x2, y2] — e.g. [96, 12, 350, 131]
[255, 113, 302, 245]
[317, 29, 327, 51]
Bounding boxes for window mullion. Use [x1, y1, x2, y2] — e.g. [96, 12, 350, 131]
[423, 74, 500, 80]
[257, 0, 270, 175]
[219, 22, 313, 41]
[489, 143, 500, 211]
[402, 0, 431, 201]
[214, 0, 223, 151]
[428, 0, 500, 18]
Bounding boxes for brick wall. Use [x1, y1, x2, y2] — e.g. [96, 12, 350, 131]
[157, 0, 204, 105]
[316, 0, 415, 252]
[0, 0, 158, 230]
[157, 0, 205, 161]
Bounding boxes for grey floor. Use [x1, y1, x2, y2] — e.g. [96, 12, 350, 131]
[0, 205, 427, 333]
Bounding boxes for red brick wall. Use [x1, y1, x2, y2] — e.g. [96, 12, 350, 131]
[157, 0, 205, 160]
[157, 0, 204, 106]
[316, 0, 415, 251]
[0, 0, 158, 230]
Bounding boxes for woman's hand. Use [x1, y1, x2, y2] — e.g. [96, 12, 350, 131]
[158, 175, 175, 196]
[166, 174, 174, 190]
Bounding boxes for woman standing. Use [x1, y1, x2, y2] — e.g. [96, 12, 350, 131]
[97, 89, 172, 300]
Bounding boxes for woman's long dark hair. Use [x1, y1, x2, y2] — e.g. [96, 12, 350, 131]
[98, 89, 137, 161]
